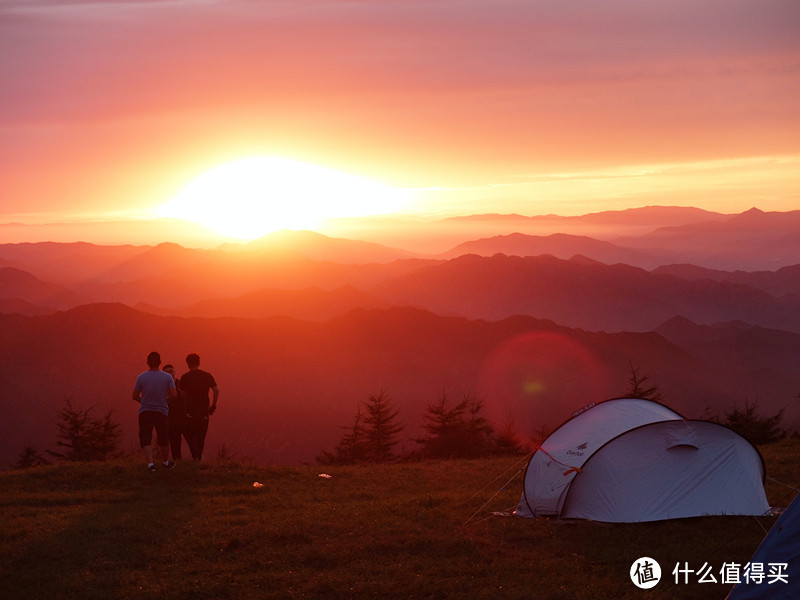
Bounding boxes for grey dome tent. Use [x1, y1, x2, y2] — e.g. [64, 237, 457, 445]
[516, 398, 770, 523]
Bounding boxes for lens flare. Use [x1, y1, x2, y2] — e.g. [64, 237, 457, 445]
[478, 331, 611, 438]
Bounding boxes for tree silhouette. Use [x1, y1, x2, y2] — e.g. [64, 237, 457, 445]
[14, 446, 50, 469]
[625, 364, 664, 402]
[362, 391, 404, 462]
[416, 390, 495, 459]
[49, 399, 122, 462]
[722, 400, 785, 445]
[318, 406, 368, 465]
[318, 392, 403, 464]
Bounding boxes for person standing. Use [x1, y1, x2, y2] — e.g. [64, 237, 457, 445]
[180, 353, 219, 461]
[163, 364, 187, 461]
[133, 351, 176, 472]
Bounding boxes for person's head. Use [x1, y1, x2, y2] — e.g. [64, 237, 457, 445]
[163, 364, 175, 377]
[186, 353, 200, 369]
[147, 351, 161, 369]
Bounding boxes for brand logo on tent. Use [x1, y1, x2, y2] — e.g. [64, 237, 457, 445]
[631, 557, 661, 589]
[566, 442, 588, 456]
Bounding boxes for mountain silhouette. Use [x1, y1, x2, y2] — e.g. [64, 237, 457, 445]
[373, 254, 800, 333]
[136, 286, 390, 320]
[615, 209, 800, 270]
[1, 303, 798, 468]
[0, 267, 89, 312]
[440, 233, 664, 268]
[2, 206, 799, 468]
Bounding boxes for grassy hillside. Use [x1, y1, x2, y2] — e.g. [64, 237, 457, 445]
[2, 440, 798, 600]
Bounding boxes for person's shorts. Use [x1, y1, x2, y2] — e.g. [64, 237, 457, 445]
[139, 411, 170, 447]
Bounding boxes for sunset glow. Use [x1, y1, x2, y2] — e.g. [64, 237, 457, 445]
[0, 0, 797, 246]
[157, 157, 409, 240]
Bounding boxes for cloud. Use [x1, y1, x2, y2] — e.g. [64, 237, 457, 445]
[1, 0, 798, 220]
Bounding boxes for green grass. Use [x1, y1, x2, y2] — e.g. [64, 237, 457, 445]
[1, 439, 798, 600]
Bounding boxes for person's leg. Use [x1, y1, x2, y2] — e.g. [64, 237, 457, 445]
[139, 412, 156, 469]
[169, 415, 182, 460]
[195, 417, 210, 460]
[155, 413, 174, 467]
[184, 415, 201, 460]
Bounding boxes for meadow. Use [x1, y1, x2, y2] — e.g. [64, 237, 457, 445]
[1, 439, 798, 600]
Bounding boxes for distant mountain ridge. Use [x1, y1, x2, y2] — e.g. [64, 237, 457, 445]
[441, 205, 726, 227]
[614, 208, 800, 270]
[2, 303, 798, 468]
[373, 253, 800, 333]
[440, 232, 665, 268]
[0, 267, 89, 311]
[136, 286, 390, 321]
[239, 229, 419, 263]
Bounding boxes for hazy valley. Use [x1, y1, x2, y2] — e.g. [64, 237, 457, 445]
[1, 206, 799, 467]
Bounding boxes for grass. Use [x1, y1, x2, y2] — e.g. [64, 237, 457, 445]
[1, 439, 798, 600]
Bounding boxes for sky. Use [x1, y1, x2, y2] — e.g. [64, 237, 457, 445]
[1, 0, 799, 245]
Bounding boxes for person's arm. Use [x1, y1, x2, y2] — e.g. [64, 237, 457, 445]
[132, 389, 142, 403]
[209, 386, 219, 415]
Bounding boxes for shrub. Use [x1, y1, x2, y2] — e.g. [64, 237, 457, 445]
[49, 399, 122, 462]
[13, 446, 50, 470]
[722, 400, 785, 445]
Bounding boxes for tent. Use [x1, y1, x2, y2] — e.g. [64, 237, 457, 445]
[726, 494, 800, 599]
[516, 398, 770, 523]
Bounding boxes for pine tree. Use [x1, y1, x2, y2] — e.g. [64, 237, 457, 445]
[318, 392, 403, 464]
[723, 400, 785, 445]
[625, 364, 663, 402]
[417, 391, 495, 458]
[318, 406, 368, 465]
[492, 415, 528, 456]
[14, 446, 50, 469]
[361, 391, 404, 462]
[49, 399, 122, 462]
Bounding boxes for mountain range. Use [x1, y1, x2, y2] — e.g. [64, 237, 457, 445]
[1, 206, 798, 467]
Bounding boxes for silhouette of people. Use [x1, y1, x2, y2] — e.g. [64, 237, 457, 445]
[180, 353, 219, 461]
[133, 351, 176, 472]
[163, 363, 187, 461]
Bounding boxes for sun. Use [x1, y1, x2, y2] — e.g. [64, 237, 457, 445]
[157, 156, 408, 240]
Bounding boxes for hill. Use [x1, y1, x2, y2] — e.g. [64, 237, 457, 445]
[241, 229, 419, 263]
[0, 267, 89, 313]
[615, 208, 800, 270]
[374, 254, 800, 333]
[0, 241, 146, 284]
[439, 232, 665, 268]
[1, 442, 797, 599]
[653, 263, 800, 297]
[2, 304, 798, 469]
[136, 285, 390, 320]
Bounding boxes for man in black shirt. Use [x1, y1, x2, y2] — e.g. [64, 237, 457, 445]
[180, 353, 220, 461]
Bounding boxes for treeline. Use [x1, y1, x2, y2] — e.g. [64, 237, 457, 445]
[317, 390, 527, 465]
[14, 399, 122, 469]
[11, 368, 791, 470]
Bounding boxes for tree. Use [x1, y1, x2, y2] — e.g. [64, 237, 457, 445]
[625, 364, 664, 402]
[722, 400, 785, 445]
[318, 392, 403, 464]
[416, 390, 496, 459]
[318, 406, 368, 465]
[14, 446, 50, 470]
[49, 399, 122, 462]
[361, 391, 404, 462]
[493, 415, 528, 456]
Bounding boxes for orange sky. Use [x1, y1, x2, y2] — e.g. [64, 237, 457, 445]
[1, 0, 798, 245]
